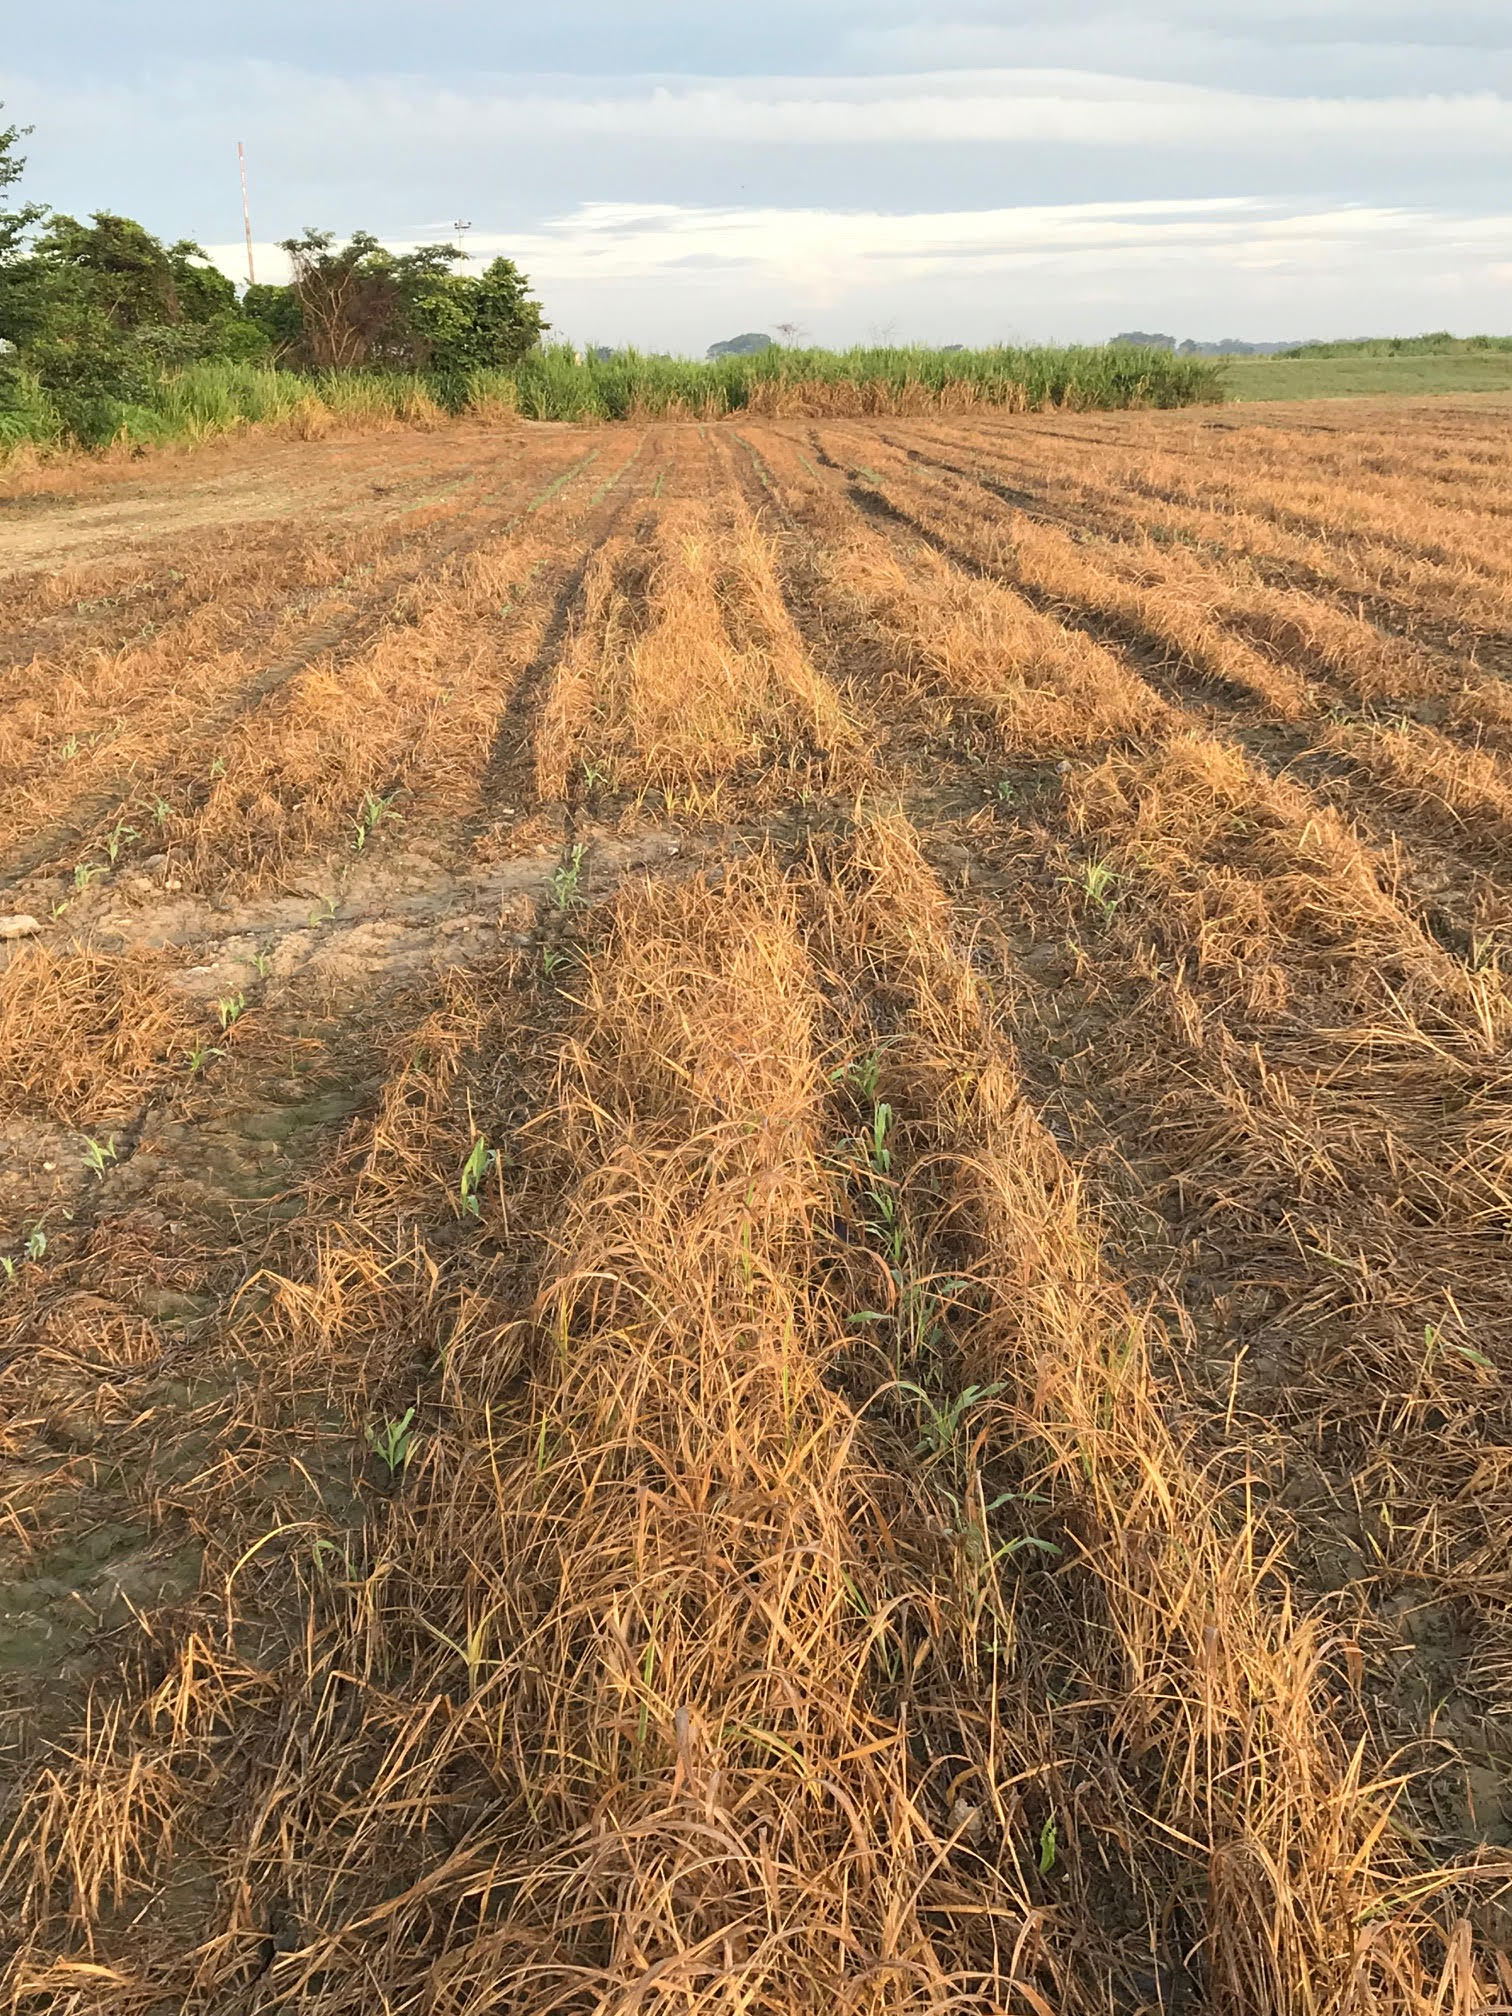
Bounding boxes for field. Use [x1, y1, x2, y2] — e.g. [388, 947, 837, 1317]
[2, 393, 1512, 2012]
[1226, 353, 1512, 402]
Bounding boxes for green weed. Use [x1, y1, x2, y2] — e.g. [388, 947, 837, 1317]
[552, 842, 587, 909]
[366, 1406, 418, 1477]
[105, 819, 138, 863]
[459, 1135, 498, 1218]
[352, 789, 403, 851]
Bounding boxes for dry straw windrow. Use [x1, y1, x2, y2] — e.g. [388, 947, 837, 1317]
[535, 498, 865, 806]
[781, 423, 1512, 855]
[0, 942, 209, 1124]
[0, 438, 632, 884]
[3, 835, 1492, 2014]
[942, 730, 1512, 1905]
[745, 429, 1166, 759]
[166, 449, 647, 888]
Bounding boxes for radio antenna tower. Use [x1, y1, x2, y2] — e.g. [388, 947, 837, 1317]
[238, 142, 256, 286]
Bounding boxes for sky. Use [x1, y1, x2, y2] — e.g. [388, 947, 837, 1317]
[3, 2, 1510, 353]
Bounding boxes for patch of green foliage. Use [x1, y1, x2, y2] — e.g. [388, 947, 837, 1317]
[266, 229, 546, 393]
[2, 209, 268, 444]
[0, 108, 550, 449]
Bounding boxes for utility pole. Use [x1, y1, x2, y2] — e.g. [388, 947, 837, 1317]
[238, 142, 256, 287]
[453, 219, 472, 264]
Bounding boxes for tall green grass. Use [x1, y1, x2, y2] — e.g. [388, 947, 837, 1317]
[0, 361, 451, 456]
[1, 340, 1222, 462]
[506, 341, 1222, 419]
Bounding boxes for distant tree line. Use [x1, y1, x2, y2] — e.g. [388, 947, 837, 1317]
[0, 110, 547, 443]
[1110, 331, 1298, 357]
[1281, 331, 1512, 359]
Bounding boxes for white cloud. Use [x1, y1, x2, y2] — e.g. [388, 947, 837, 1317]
[203, 65, 1512, 154]
[12, 60, 1511, 166]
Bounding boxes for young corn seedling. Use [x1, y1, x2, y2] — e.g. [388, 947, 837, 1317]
[849, 1100, 903, 1261]
[831, 1047, 888, 1106]
[81, 1134, 119, 1178]
[1059, 857, 1120, 922]
[552, 842, 587, 909]
[352, 789, 403, 851]
[105, 820, 138, 864]
[934, 1478, 1056, 1573]
[422, 1604, 502, 1694]
[896, 1378, 1005, 1466]
[458, 1135, 498, 1218]
[1421, 1321, 1492, 1376]
[73, 860, 105, 891]
[217, 993, 246, 1030]
[3, 1224, 49, 1286]
[366, 1406, 417, 1477]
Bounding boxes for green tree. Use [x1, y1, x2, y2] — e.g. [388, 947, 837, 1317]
[4, 200, 267, 443]
[167, 238, 240, 324]
[40, 211, 183, 328]
[0, 109, 43, 264]
[280, 229, 410, 369]
[420, 256, 547, 374]
[0, 110, 46, 416]
[242, 280, 303, 360]
[279, 229, 547, 377]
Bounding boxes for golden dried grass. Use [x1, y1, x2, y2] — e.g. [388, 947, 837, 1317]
[820, 814, 1481, 2013]
[1322, 716, 1512, 845]
[175, 525, 565, 886]
[0, 942, 207, 1122]
[536, 499, 864, 803]
[798, 500, 1168, 752]
[935, 416, 1512, 642]
[830, 441, 1316, 720]
[5, 405, 1512, 2016]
